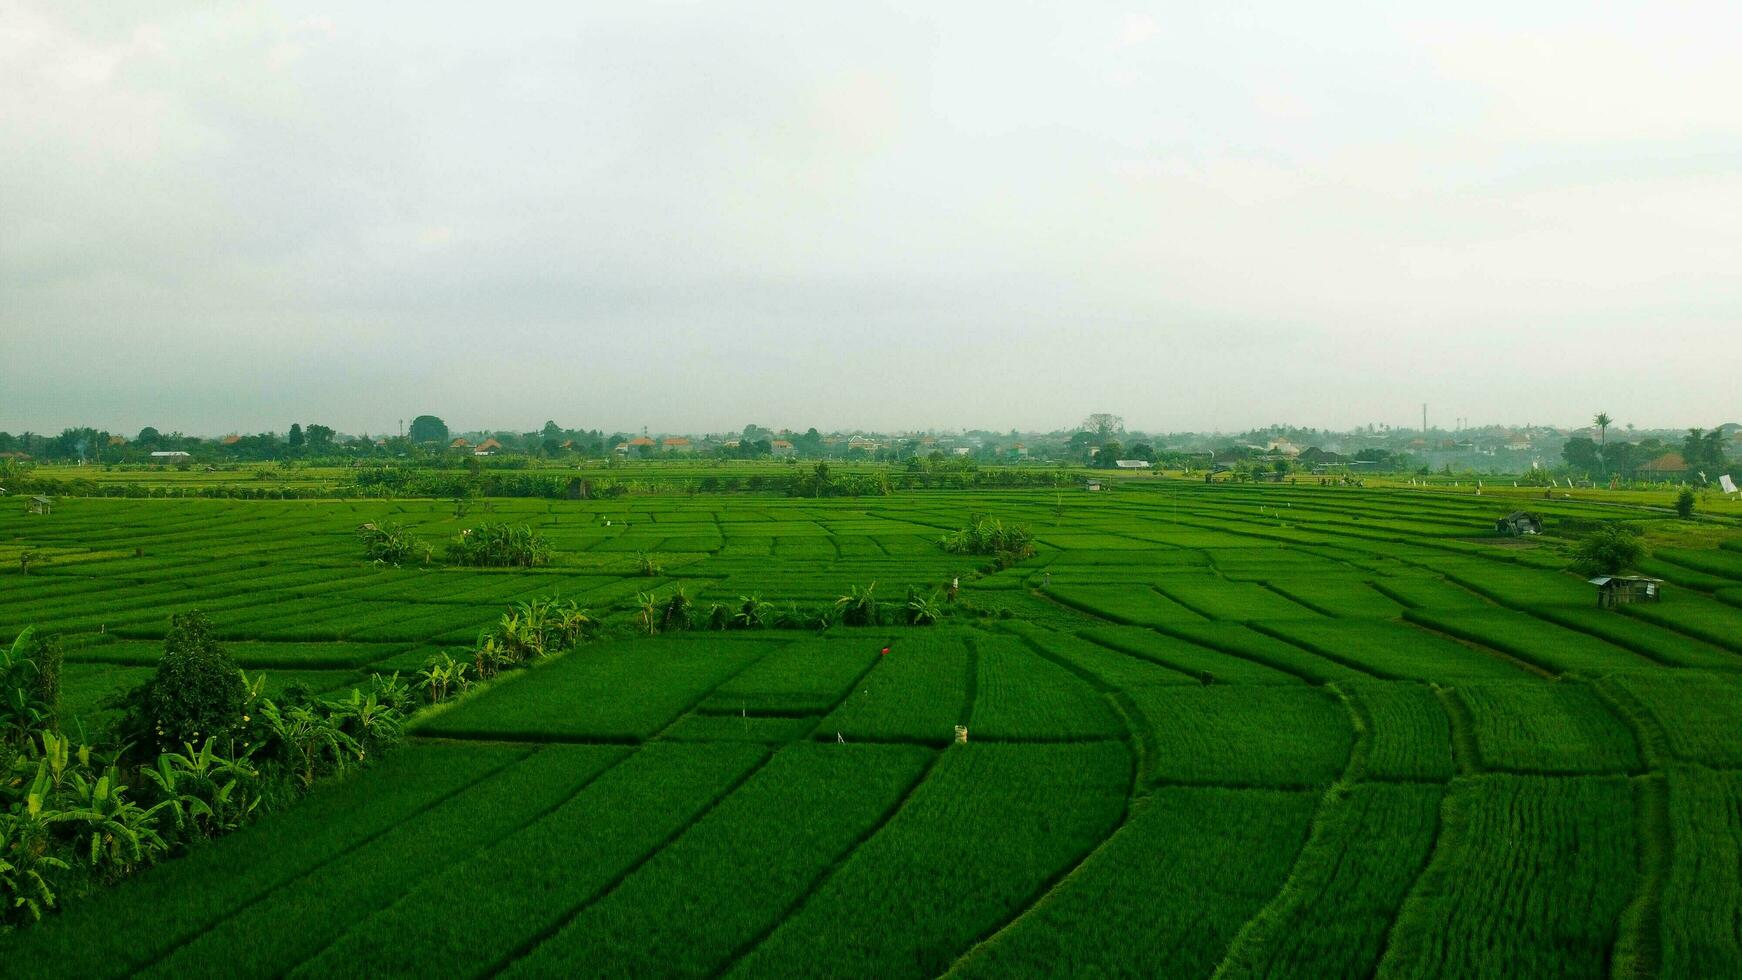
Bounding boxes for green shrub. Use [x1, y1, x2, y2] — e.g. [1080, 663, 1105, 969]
[446, 523, 551, 567]
[1675, 487, 1695, 518]
[130, 612, 249, 754]
[356, 521, 428, 564]
[1572, 525, 1646, 577]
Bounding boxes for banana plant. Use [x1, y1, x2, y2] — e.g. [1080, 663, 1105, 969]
[140, 738, 259, 839]
[734, 595, 774, 629]
[906, 589, 943, 626]
[1, 817, 68, 924]
[635, 591, 660, 636]
[51, 768, 169, 877]
[331, 689, 404, 748]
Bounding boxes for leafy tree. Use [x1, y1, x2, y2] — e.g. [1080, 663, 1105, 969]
[1127, 442, 1156, 461]
[1572, 525, 1646, 577]
[1562, 437, 1601, 475]
[304, 424, 335, 451]
[1082, 413, 1124, 439]
[287, 423, 304, 449]
[1096, 440, 1123, 468]
[408, 415, 449, 445]
[1592, 412, 1612, 449]
[541, 420, 563, 441]
[136, 426, 161, 446]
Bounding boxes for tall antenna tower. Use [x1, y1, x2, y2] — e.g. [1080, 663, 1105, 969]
[1421, 404, 1427, 434]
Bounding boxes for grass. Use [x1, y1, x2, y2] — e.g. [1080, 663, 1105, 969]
[949, 787, 1318, 978]
[727, 742, 1129, 979]
[1377, 775, 1638, 979]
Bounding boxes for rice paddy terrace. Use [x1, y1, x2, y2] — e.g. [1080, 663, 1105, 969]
[4, 481, 1742, 978]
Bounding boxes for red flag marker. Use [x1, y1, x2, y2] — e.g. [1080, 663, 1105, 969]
[880, 646, 890, 656]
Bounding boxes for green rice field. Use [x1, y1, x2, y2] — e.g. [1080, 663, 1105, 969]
[3, 477, 1741, 977]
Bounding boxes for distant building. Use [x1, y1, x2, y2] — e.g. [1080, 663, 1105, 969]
[220, 434, 242, 446]
[770, 439, 795, 458]
[661, 437, 692, 453]
[473, 438, 502, 456]
[449, 438, 470, 450]
[1495, 511, 1544, 536]
[149, 451, 191, 459]
[28, 495, 52, 515]
[625, 436, 656, 454]
[1085, 480, 1102, 491]
[1589, 575, 1662, 608]
[1639, 452, 1689, 479]
[1114, 459, 1152, 469]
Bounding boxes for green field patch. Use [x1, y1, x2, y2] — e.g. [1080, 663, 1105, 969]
[1085, 626, 1304, 685]
[1378, 774, 1637, 980]
[1005, 623, 1198, 688]
[700, 635, 879, 716]
[950, 786, 1318, 979]
[502, 743, 933, 977]
[730, 742, 1128, 979]
[1217, 781, 1444, 979]
[1045, 584, 1207, 627]
[1452, 682, 1640, 774]
[417, 636, 776, 742]
[818, 633, 973, 744]
[1154, 579, 1325, 621]
[1371, 575, 1493, 610]
[1405, 607, 1655, 675]
[1661, 768, 1742, 978]
[1621, 593, 1742, 654]
[1530, 605, 1741, 670]
[140, 744, 628, 978]
[10, 741, 533, 979]
[1604, 672, 1742, 767]
[292, 741, 765, 978]
[1258, 619, 1531, 682]
[1130, 685, 1351, 787]
[661, 713, 820, 743]
[969, 635, 1122, 740]
[1261, 575, 1406, 618]
[1161, 621, 1373, 684]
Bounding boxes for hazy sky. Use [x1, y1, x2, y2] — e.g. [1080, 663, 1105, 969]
[3, 2, 1738, 437]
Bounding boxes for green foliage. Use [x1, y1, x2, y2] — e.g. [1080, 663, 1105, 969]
[356, 521, 428, 565]
[634, 551, 663, 576]
[833, 583, 880, 626]
[445, 523, 551, 567]
[904, 587, 942, 625]
[136, 612, 249, 755]
[3, 628, 52, 745]
[416, 652, 471, 704]
[940, 517, 1036, 568]
[1572, 523, 1646, 576]
[1675, 486, 1695, 518]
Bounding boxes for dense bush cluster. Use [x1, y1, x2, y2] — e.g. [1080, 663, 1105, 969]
[629, 585, 946, 637]
[940, 518, 1037, 569]
[356, 521, 430, 565]
[418, 597, 599, 703]
[1572, 525, 1647, 576]
[1, 617, 412, 929]
[445, 523, 552, 568]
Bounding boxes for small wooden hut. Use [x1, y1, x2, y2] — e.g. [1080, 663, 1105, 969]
[27, 495, 51, 515]
[1588, 575, 1662, 608]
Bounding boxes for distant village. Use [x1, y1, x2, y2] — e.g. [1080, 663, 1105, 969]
[2, 416, 1737, 484]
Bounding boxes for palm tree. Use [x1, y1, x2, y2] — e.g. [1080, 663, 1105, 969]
[1592, 412, 1613, 448]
